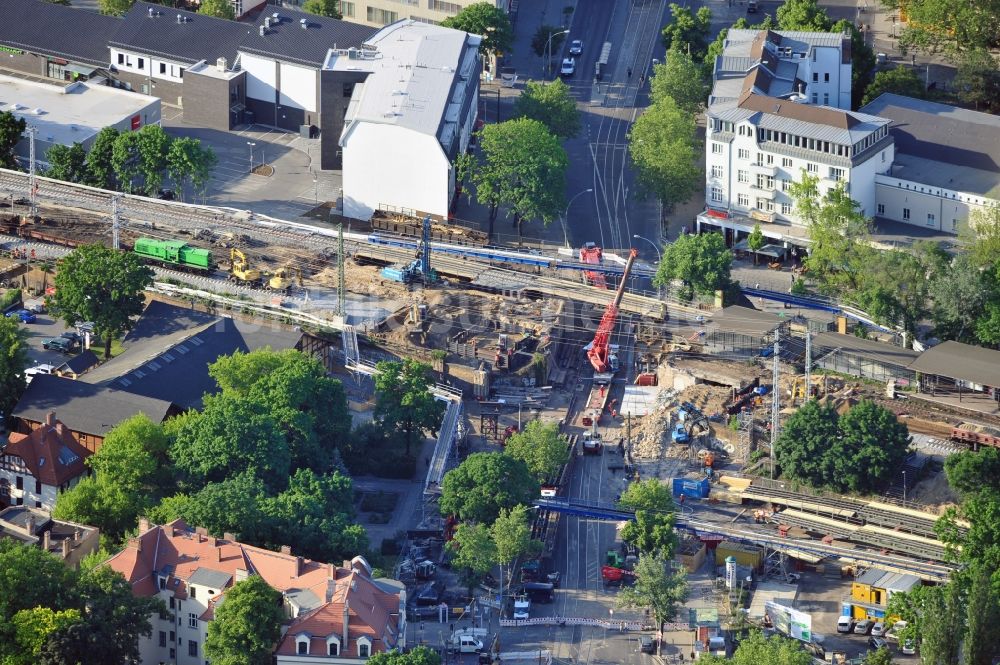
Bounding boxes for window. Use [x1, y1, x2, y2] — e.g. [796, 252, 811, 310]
[737, 193, 749, 207]
[710, 187, 723, 202]
[34, 500, 41, 508]
[903, 208, 910, 220]
[738, 148, 750, 160]
[811, 93, 818, 104]
[35, 479, 41, 493]
[329, 642, 341, 656]
[188, 641, 198, 657]
[367, 7, 398, 22]
[711, 142, 723, 155]
[755, 174, 774, 189]
[343, 82, 355, 98]
[428, 0, 462, 10]
[341, 2, 355, 16]
[737, 170, 748, 183]
[927, 213, 936, 227]
[359, 643, 370, 658]
[159, 62, 166, 75]
[824, 72, 830, 82]
[877, 204, 885, 215]
[159, 632, 167, 648]
[881, 150, 886, 163]
[190, 588, 197, 599]
[178, 68, 184, 79]
[781, 202, 792, 215]
[782, 158, 792, 168]
[15, 477, 22, 490]
[169, 631, 175, 643]
[188, 613, 197, 629]
[828, 167, 844, 182]
[298, 641, 309, 655]
[137, 57, 144, 70]
[117, 53, 124, 65]
[806, 163, 818, 174]
[169, 598, 175, 610]
[812, 72, 818, 82]
[823, 93, 829, 105]
[781, 178, 790, 192]
[710, 165, 723, 179]
[169, 649, 175, 659]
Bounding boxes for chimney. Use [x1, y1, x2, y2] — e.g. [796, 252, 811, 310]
[235, 568, 249, 582]
[328, 562, 335, 581]
[62, 537, 71, 559]
[55, 422, 65, 437]
[223, 532, 235, 541]
[45, 412, 55, 427]
[259, 25, 267, 37]
[342, 560, 351, 570]
[138, 517, 150, 533]
[216, 547, 222, 562]
[280, 545, 292, 555]
[129, 536, 143, 553]
[42, 529, 50, 551]
[148, 7, 154, 17]
[73, 528, 81, 542]
[264, 17, 271, 29]
[216, 57, 227, 73]
[25, 514, 35, 536]
[300, 18, 308, 29]
[342, 599, 350, 647]
[295, 556, 303, 577]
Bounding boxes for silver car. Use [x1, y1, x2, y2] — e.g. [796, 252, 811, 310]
[569, 39, 583, 55]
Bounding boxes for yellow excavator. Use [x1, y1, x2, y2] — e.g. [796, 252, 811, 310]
[268, 265, 303, 293]
[228, 249, 263, 287]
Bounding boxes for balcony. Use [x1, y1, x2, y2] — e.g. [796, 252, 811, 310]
[750, 162, 777, 176]
[749, 185, 777, 200]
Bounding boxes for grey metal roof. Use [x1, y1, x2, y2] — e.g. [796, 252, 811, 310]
[708, 305, 783, 337]
[888, 154, 1000, 200]
[80, 300, 302, 410]
[907, 340, 1000, 386]
[859, 93, 1000, 174]
[109, 2, 251, 66]
[187, 567, 233, 590]
[12, 374, 176, 437]
[855, 568, 885, 586]
[0, 0, 119, 67]
[813, 332, 920, 368]
[727, 28, 844, 50]
[240, 6, 376, 68]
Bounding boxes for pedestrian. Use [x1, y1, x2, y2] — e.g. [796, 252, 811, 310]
[639, 74, 645, 86]
[627, 67, 632, 79]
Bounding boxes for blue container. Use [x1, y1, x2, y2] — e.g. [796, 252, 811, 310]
[841, 602, 852, 617]
[672, 476, 710, 499]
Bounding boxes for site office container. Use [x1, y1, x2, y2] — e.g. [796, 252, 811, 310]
[714, 540, 764, 570]
[672, 476, 710, 499]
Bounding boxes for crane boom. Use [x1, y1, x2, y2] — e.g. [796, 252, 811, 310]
[587, 248, 638, 373]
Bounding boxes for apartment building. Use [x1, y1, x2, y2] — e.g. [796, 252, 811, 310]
[0, 412, 91, 511]
[278, 0, 511, 27]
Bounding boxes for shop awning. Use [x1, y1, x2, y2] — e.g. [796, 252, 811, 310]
[66, 63, 98, 76]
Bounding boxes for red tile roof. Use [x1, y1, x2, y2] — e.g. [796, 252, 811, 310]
[4, 419, 90, 487]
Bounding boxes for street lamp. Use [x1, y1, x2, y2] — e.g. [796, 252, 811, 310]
[545, 29, 570, 78]
[562, 188, 593, 248]
[246, 141, 256, 173]
[632, 234, 662, 261]
[902, 470, 907, 504]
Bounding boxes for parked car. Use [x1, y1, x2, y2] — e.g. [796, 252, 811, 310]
[900, 639, 916, 655]
[6, 309, 36, 323]
[639, 636, 656, 654]
[872, 622, 886, 637]
[854, 619, 874, 635]
[24, 364, 56, 384]
[837, 616, 855, 633]
[748, 0, 759, 12]
[868, 636, 889, 651]
[560, 57, 576, 76]
[568, 39, 583, 55]
[157, 189, 176, 200]
[42, 336, 76, 354]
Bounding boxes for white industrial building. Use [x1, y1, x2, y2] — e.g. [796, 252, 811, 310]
[331, 20, 481, 221]
[0, 73, 160, 166]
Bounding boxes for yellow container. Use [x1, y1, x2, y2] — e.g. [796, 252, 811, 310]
[714, 540, 764, 570]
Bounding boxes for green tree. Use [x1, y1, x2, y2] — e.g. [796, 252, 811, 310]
[491, 505, 539, 593]
[85, 126, 119, 190]
[512, 79, 581, 139]
[531, 25, 566, 58]
[441, 2, 513, 58]
[210, 349, 351, 474]
[45, 143, 87, 183]
[8, 607, 83, 665]
[919, 582, 963, 665]
[945, 448, 1000, 498]
[954, 48, 1000, 111]
[649, 43, 707, 115]
[302, 0, 342, 17]
[886, 585, 929, 644]
[963, 563, 1000, 665]
[148, 473, 273, 545]
[0, 315, 28, 426]
[862, 66, 926, 106]
[0, 111, 26, 170]
[894, 0, 999, 54]
[830, 400, 911, 492]
[965, 205, 1000, 269]
[617, 479, 678, 557]
[167, 137, 208, 201]
[833, 20, 877, 108]
[198, 0, 236, 19]
[205, 575, 284, 665]
[112, 130, 143, 193]
[661, 3, 713, 60]
[134, 124, 171, 196]
[616, 555, 688, 649]
[73, 566, 164, 665]
[439, 452, 539, 523]
[98, 0, 133, 15]
[49, 244, 153, 358]
[628, 96, 700, 212]
[0, 541, 77, 643]
[463, 118, 568, 238]
[929, 256, 990, 341]
[747, 223, 765, 265]
[503, 420, 569, 482]
[864, 647, 893, 665]
[776, 0, 831, 31]
[449, 522, 498, 583]
[53, 476, 133, 539]
[774, 400, 841, 487]
[701, 630, 813, 665]
[374, 359, 445, 456]
[367, 646, 443, 665]
[652, 231, 732, 298]
[169, 394, 290, 491]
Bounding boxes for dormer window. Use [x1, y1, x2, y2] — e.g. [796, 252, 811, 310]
[326, 635, 341, 656]
[358, 636, 372, 658]
[296, 636, 310, 655]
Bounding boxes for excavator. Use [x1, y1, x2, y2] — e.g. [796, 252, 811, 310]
[587, 248, 638, 374]
[228, 248, 263, 288]
[268, 265, 302, 293]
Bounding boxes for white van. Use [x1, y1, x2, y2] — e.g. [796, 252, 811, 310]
[837, 616, 855, 633]
[24, 364, 56, 384]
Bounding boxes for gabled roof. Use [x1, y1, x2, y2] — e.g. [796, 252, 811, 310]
[738, 92, 858, 129]
[907, 340, 1000, 387]
[3, 417, 90, 486]
[56, 350, 100, 377]
[240, 6, 376, 68]
[0, 0, 120, 67]
[12, 374, 176, 437]
[80, 300, 302, 410]
[109, 1, 251, 66]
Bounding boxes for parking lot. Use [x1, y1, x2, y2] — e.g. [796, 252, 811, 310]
[9, 310, 94, 372]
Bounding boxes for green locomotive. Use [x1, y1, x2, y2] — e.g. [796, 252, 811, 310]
[133, 238, 214, 271]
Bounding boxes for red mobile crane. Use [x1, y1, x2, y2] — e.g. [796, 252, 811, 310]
[587, 248, 638, 373]
[579, 242, 607, 289]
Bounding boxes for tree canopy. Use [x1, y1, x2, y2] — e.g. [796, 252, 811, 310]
[512, 79, 581, 139]
[302, 0, 342, 19]
[0, 314, 28, 424]
[891, 0, 1000, 54]
[491, 505, 539, 590]
[49, 244, 154, 358]
[700, 630, 813, 665]
[953, 48, 1000, 112]
[616, 554, 688, 641]
[775, 399, 911, 492]
[0, 111, 26, 170]
[198, 0, 236, 19]
[628, 96, 701, 211]
[617, 480, 678, 557]
[660, 3, 713, 60]
[776, 0, 831, 32]
[85, 127, 119, 190]
[649, 43, 708, 115]
[652, 231, 732, 299]
[862, 66, 926, 106]
[45, 143, 88, 183]
[460, 118, 568, 238]
[503, 420, 570, 482]
[205, 575, 284, 665]
[367, 646, 442, 665]
[374, 359, 444, 456]
[439, 452, 539, 523]
[441, 2, 513, 56]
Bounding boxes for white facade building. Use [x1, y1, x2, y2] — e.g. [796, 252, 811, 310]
[0, 413, 90, 512]
[331, 19, 481, 221]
